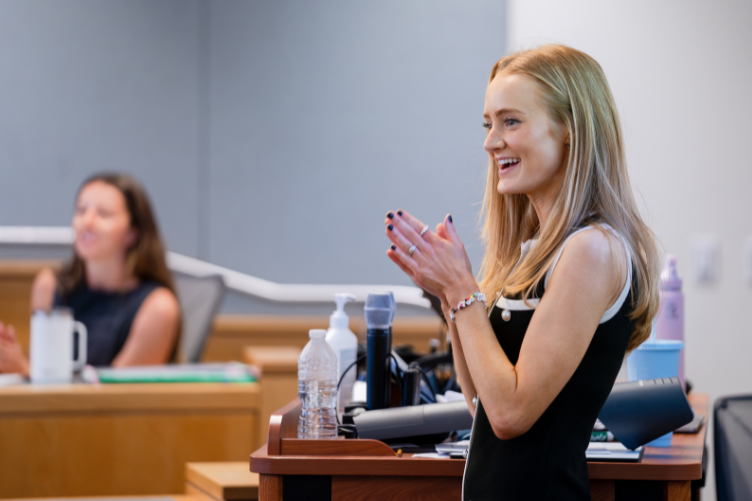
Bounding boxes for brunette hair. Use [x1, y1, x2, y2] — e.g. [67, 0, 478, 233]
[478, 45, 661, 354]
[57, 173, 176, 298]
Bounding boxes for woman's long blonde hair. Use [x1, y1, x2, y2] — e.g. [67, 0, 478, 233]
[478, 45, 661, 353]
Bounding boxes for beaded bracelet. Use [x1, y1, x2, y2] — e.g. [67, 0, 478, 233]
[449, 292, 487, 322]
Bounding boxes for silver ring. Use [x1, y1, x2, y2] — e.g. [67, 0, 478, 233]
[420, 225, 429, 237]
[408, 245, 417, 257]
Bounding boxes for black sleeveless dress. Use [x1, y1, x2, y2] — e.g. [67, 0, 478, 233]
[463, 227, 637, 501]
[54, 280, 162, 367]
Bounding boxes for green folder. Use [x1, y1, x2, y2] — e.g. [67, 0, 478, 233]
[93, 363, 256, 384]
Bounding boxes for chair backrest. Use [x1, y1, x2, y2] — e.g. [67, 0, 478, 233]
[173, 273, 226, 363]
[714, 394, 752, 501]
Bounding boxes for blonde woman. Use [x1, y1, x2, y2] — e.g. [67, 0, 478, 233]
[385, 45, 661, 500]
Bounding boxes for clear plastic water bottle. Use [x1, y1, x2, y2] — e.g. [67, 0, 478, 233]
[297, 329, 338, 439]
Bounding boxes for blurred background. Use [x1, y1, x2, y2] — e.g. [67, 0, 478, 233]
[1, 1, 751, 498]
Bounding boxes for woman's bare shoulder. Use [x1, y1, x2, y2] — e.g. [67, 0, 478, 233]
[139, 287, 180, 322]
[113, 286, 180, 366]
[557, 227, 626, 293]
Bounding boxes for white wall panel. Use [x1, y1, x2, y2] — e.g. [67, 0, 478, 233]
[507, 2, 752, 497]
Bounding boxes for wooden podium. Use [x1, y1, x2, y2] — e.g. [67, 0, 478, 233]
[250, 394, 707, 501]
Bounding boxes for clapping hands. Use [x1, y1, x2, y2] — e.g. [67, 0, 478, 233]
[384, 210, 476, 308]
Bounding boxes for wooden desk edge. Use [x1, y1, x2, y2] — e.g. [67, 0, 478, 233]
[1, 496, 197, 501]
[0, 382, 261, 414]
[251, 445, 465, 477]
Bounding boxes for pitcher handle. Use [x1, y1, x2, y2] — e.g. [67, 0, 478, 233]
[72, 321, 87, 371]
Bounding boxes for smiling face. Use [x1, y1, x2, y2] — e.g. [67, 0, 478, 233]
[72, 180, 137, 262]
[483, 72, 570, 206]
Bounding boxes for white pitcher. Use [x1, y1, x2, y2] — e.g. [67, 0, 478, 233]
[30, 308, 87, 383]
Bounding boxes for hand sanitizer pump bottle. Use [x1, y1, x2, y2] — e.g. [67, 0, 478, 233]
[325, 293, 358, 415]
[655, 255, 685, 387]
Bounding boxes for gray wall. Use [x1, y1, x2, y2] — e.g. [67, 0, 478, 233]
[0, 0, 506, 295]
[0, 0, 201, 256]
[208, 1, 504, 286]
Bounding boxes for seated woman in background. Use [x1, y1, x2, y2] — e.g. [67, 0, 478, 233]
[0, 173, 180, 374]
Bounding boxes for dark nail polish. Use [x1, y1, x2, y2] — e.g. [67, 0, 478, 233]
[388, 224, 394, 231]
[390, 245, 396, 251]
[387, 212, 394, 219]
[397, 210, 403, 216]
[448, 215, 453, 223]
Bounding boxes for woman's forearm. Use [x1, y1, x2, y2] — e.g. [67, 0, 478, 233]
[449, 299, 519, 431]
[443, 303, 477, 414]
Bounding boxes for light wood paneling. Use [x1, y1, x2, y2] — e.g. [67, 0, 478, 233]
[0, 411, 255, 497]
[0, 260, 59, 354]
[185, 462, 258, 501]
[206, 315, 444, 363]
[6, 497, 203, 501]
[186, 482, 221, 501]
[0, 382, 260, 413]
[243, 347, 299, 447]
[0, 383, 259, 499]
[243, 347, 299, 375]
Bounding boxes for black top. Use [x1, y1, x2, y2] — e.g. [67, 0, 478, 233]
[463, 228, 636, 501]
[54, 280, 161, 367]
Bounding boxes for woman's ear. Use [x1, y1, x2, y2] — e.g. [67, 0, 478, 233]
[125, 228, 139, 250]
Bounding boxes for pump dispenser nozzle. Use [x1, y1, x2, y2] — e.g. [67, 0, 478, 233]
[331, 293, 356, 329]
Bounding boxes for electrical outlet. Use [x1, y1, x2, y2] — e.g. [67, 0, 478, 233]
[692, 235, 719, 284]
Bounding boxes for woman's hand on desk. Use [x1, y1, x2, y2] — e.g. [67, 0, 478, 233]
[385, 210, 477, 304]
[0, 322, 30, 376]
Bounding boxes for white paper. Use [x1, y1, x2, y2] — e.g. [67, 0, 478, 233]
[413, 452, 450, 459]
[352, 380, 367, 402]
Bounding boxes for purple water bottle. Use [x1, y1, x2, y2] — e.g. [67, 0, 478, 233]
[655, 255, 685, 387]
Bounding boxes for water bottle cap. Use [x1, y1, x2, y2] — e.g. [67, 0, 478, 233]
[661, 255, 682, 291]
[309, 329, 327, 339]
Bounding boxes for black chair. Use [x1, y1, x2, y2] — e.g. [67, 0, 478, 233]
[714, 394, 752, 501]
[172, 273, 226, 363]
